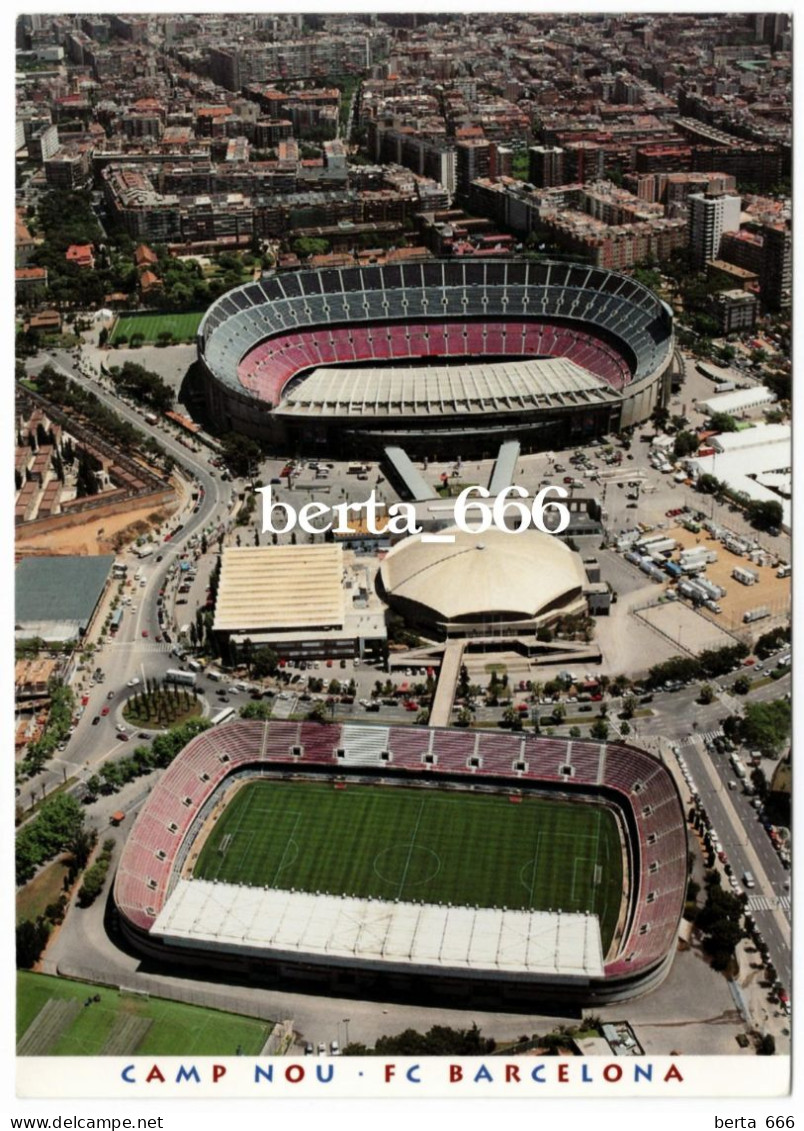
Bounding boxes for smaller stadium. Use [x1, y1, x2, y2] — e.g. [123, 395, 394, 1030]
[114, 721, 687, 1006]
[197, 259, 674, 456]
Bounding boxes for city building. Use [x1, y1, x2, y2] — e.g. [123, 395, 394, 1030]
[687, 191, 741, 267]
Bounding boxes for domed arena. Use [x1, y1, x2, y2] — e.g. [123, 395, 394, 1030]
[378, 525, 588, 637]
[197, 259, 674, 456]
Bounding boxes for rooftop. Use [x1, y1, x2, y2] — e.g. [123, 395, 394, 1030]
[153, 879, 605, 981]
[15, 555, 114, 641]
[214, 544, 345, 633]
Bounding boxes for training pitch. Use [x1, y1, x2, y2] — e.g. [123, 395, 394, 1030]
[109, 310, 205, 345]
[193, 781, 624, 950]
[17, 973, 273, 1056]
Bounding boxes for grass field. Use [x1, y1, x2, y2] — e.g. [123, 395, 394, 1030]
[194, 781, 623, 949]
[16, 857, 71, 925]
[109, 311, 205, 345]
[17, 973, 273, 1056]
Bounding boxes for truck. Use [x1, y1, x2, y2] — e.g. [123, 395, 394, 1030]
[663, 561, 683, 579]
[743, 606, 770, 624]
[776, 563, 791, 579]
[187, 659, 203, 672]
[638, 537, 676, 556]
[144, 412, 159, 426]
[732, 567, 759, 586]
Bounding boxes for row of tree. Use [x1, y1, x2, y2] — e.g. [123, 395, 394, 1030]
[83, 718, 212, 802]
[16, 793, 86, 886]
[647, 642, 750, 689]
[19, 680, 74, 778]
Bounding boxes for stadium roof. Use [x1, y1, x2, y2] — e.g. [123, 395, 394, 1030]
[214, 545, 345, 633]
[275, 358, 620, 419]
[153, 879, 605, 981]
[15, 555, 114, 642]
[380, 526, 586, 623]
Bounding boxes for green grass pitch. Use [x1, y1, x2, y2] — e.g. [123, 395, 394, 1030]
[194, 781, 624, 951]
[108, 310, 205, 345]
[17, 973, 273, 1056]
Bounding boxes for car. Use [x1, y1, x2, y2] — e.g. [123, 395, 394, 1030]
[317, 1043, 326, 1056]
[155, 634, 163, 643]
[127, 677, 141, 687]
[107, 691, 115, 700]
[304, 1043, 314, 1056]
[92, 716, 100, 725]
[330, 1040, 340, 1056]
[100, 707, 110, 717]
[117, 732, 130, 742]
[141, 630, 149, 637]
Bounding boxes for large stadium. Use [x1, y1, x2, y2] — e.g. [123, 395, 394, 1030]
[114, 721, 687, 1005]
[197, 260, 674, 456]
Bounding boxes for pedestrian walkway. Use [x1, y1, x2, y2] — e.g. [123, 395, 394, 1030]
[746, 895, 790, 913]
[107, 641, 173, 654]
[697, 729, 723, 744]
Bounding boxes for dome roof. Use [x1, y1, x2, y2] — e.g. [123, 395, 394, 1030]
[379, 526, 586, 623]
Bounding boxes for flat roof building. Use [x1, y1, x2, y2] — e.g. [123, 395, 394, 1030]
[213, 544, 386, 661]
[15, 554, 114, 642]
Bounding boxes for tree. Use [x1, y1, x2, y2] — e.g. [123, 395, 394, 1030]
[620, 694, 637, 719]
[67, 827, 97, 870]
[251, 647, 278, 679]
[708, 412, 738, 433]
[698, 684, 715, 705]
[745, 499, 783, 532]
[757, 1034, 776, 1056]
[590, 718, 610, 741]
[16, 919, 51, 969]
[732, 675, 750, 695]
[619, 721, 631, 737]
[696, 880, 745, 971]
[697, 473, 720, 495]
[673, 431, 700, 459]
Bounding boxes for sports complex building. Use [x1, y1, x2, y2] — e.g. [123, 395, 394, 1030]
[114, 720, 687, 1005]
[197, 260, 674, 456]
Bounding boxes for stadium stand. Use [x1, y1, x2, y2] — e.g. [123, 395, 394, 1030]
[198, 260, 673, 450]
[115, 721, 686, 1002]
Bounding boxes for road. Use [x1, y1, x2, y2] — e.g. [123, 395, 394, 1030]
[23, 350, 232, 800]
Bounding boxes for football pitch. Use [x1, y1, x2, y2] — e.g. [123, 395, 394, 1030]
[17, 973, 273, 1056]
[108, 310, 205, 345]
[194, 781, 624, 950]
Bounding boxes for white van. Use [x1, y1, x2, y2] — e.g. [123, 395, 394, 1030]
[742, 871, 755, 889]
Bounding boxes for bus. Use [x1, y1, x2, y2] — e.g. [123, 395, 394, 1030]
[110, 608, 123, 634]
[211, 707, 236, 726]
[164, 669, 196, 687]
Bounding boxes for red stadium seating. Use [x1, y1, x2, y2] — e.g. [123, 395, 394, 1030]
[115, 722, 686, 987]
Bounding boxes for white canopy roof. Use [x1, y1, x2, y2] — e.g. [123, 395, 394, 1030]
[153, 879, 604, 980]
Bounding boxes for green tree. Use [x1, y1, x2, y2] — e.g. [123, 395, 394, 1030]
[673, 431, 700, 459]
[16, 919, 51, 969]
[697, 473, 721, 495]
[708, 412, 738, 433]
[738, 699, 790, 757]
[590, 718, 610, 741]
[698, 684, 715, 705]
